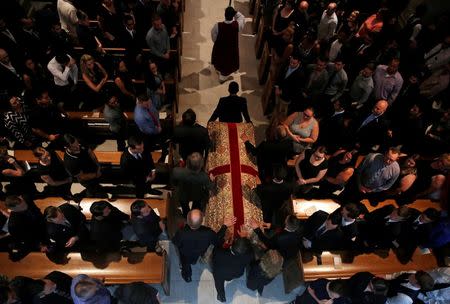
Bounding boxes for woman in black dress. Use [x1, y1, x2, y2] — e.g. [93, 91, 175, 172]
[294, 146, 328, 197]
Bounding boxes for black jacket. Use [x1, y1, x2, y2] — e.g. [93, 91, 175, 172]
[172, 224, 227, 263]
[304, 210, 345, 251]
[46, 203, 88, 250]
[355, 112, 390, 151]
[90, 203, 130, 251]
[131, 209, 162, 250]
[254, 228, 301, 262]
[208, 95, 251, 123]
[120, 149, 155, 184]
[172, 123, 210, 160]
[275, 65, 306, 103]
[212, 241, 253, 280]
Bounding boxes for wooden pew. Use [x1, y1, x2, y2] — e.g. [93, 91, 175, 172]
[258, 42, 271, 84]
[31, 197, 168, 220]
[292, 198, 442, 220]
[0, 251, 170, 295]
[302, 249, 438, 281]
[12, 150, 162, 166]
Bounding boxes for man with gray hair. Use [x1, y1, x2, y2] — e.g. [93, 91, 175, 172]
[172, 210, 236, 282]
[171, 152, 214, 217]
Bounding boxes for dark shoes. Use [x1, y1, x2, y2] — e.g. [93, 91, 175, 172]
[217, 293, 226, 302]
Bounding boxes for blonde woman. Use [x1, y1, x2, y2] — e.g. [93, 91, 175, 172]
[80, 54, 108, 109]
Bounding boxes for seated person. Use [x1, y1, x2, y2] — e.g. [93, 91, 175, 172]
[347, 272, 389, 304]
[3, 195, 46, 256]
[89, 200, 130, 252]
[319, 149, 357, 197]
[103, 95, 128, 151]
[302, 210, 344, 252]
[407, 153, 449, 202]
[294, 146, 328, 197]
[282, 107, 319, 153]
[358, 205, 412, 250]
[386, 271, 435, 304]
[8, 271, 73, 304]
[120, 135, 161, 198]
[130, 200, 165, 251]
[173, 108, 210, 161]
[171, 152, 214, 217]
[113, 60, 136, 110]
[33, 147, 73, 198]
[334, 203, 361, 248]
[250, 215, 301, 263]
[43, 204, 88, 252]
[145, 61, 166, 111]
[70, 274, 112, 304]
[4, 96, 40, 148]
[0, 144, 36, 197]
[246, 249, 284, 296]
[63, 134, 106, 198]
[294, 278, 349, 304]
[80, 54, 108, 110]
[28, 89, 68, 148]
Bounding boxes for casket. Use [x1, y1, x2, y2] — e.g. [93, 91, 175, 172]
[205, 122, 263, 236]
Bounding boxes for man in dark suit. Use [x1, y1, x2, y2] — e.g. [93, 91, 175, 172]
[302, 210, 344, 252]
[256, 165, 294, 224]
[274, 52, 306, 114]
[133, 0, 155, 47]
[396, 207, 440, 261]
[318, 99, 348, 152]
[333, 203, 361, 249]
[116, 15, 143, 74]
[0, 17, 24, 67]
[120, 135, 162, 198]
[172, 210, 235, 282]
[0, 48, 23, 101]
[4, 195, 46, 258]
[355, 99, 391, 152]
[212, 237, 254, 302]
[359, 205, 412, 250]
[251, 215, 301, 263]
[171, 152, 214, 217]
[208, 81, 251, 123]
[173, 108, 210, 161]
[347, 272, 389, 304]
[43, 204, 88, 252]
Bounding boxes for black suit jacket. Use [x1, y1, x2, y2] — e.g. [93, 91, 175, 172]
[208, 95, 251, 123]
[319, 111, 346, 147]
[172, 123, 210, 160]
[90, 203, 130, 251]
[46, 203, 88, 249]
[355, 112, 390, 150]
[254, 228, 301, 261]
[0, 63, 23, 99]
[255, 137, 294, 176]
[276, 65, 306, 103]
[304, 210, 345, 251]
[120, 149, 155, 185]
[362, 205, 408, 248]
[116, 26, 142, 60]
[172, 225, 227, 263]
[212, 241, 253, 280]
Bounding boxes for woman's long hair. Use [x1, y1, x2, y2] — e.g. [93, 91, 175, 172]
[260, 250, 283, 279]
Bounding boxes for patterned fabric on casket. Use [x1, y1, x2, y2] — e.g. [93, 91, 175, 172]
[205, 122, 263, 237]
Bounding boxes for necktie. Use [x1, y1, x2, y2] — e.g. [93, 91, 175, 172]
[315, 225, 326, 237]
[147, 108, 160, 128]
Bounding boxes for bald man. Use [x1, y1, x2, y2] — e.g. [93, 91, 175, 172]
[355, 100, 392, 152]
[296, 1, 310, 37]
[317, 2, 338, 41]
[172, 210, 236, 282]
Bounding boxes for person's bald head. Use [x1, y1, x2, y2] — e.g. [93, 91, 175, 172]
[372, 100, 388, 116]
[187, 209, 203, 230]
[326, 2, 337, 15]
[299, 1, 309, 11]
[0, 48, 10, 65]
